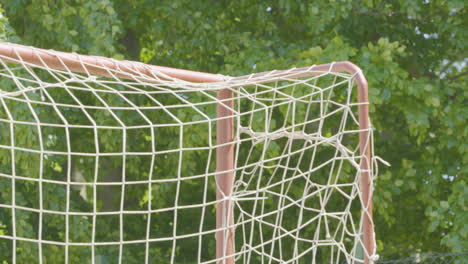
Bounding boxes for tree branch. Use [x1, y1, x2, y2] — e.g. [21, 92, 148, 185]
[448, 70, 468, 80]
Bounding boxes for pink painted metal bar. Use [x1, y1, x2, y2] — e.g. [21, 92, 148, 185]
[0, 42, 374, 264]
[0, 42, 225, 83]
[215, 88, 235, 264]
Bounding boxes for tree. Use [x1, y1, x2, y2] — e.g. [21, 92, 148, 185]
[0, 0, 466, 262]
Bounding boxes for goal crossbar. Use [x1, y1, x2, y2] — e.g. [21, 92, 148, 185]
[0, 42, 374, 264]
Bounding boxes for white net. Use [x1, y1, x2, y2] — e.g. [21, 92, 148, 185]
[0, 45, 376, 264]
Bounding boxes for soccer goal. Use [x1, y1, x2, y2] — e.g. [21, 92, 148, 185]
[0, 42, 377, 264]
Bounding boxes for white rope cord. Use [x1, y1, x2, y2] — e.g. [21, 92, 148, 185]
[0, 47, 379, 264]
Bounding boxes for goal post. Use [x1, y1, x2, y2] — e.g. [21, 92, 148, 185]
[0, 42, 376, 264]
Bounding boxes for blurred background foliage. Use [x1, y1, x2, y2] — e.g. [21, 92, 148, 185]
[0, 0, 466, 262]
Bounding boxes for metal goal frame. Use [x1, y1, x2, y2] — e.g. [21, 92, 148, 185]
[0, 42, 374, 264]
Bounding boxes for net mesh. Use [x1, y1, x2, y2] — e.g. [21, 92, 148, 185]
[0, 46, 376, 263]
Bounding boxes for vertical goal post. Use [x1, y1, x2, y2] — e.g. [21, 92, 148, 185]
[0, 42, 376, 264]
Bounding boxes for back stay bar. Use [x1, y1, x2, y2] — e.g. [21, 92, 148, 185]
[0, 42, 374, 264]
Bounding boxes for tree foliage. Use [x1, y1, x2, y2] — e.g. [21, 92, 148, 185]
[0, 0, 466, 262]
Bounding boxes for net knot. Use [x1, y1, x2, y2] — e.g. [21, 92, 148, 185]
[370, 254, 380, 262]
